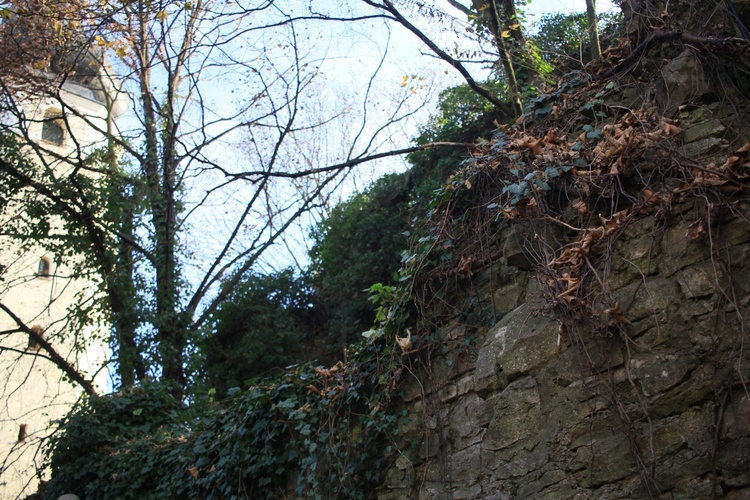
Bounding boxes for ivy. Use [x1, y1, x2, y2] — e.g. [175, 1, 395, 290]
[45, 339, 404, 499]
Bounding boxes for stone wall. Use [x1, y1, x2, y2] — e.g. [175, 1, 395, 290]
[376, 104, 750, 498]
[378, 197, 750, 498]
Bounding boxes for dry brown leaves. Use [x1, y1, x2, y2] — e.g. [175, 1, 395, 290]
[395, 329, 412, 352]
[305, 361, 348, 405]
[588, 111, 681, 174]
[548, 209, 631, 304]
[687, 218, 707, 240]
[672, 142, 750, 193]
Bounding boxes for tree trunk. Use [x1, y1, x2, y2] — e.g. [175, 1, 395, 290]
[110, 199, 144, 388]
[468, 0, 522, 113]
[586, 0, 602, 59]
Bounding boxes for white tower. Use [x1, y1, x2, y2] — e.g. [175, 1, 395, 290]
[0, 47, 125, 498]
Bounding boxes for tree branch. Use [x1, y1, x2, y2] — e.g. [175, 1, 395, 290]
[0, 303, 97, 396]
[363, 0, 509, 111]
[235, 142, 475, 181]
[447, 0, 471, 17]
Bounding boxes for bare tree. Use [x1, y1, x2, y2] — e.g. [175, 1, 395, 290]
[0, 0, 471, 398]
[363, 0, 548, 118]
[0, 1, 475, 494]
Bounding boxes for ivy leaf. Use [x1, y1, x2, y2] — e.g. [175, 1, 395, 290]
[132, 408, 143, 416]
[586, 128, 603, 140]
[535, 104, 553, 116]
[362, 328, 384, 340]
[508, 182, 528, 195]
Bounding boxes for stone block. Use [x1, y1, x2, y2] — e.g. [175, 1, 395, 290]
[419, 430, 443, 461]
[475, 300, 559, 395]
[491, 280, 526, 316]
[676, 262, 722, 298]
[449, 393, 491, 450]
[649, 365, 715, 418]
[658, 50, 711, 109]
[547, 338, 623, 389]
[647, 452, 712, 496]
[484, 377, 542, 452]
[659, 223, 709, 277]
[608, 229, 661, 290]
[402, 367, 429, 402]
[439, 383, 457, 403]
[546, 344, 583, 387]
[611, 276, 680, 323]
[670, 477, 715, 499]
[456, 374, 474, 397]
[492, 439, 551, 480]
[726, 487, 750, 499]
[682, 137, 725, 159]
[652, 406, 713, 458]
[719, 436, 750, 486]
[629, 353, 698, 397]
[682, 118, 725, 143]
[722, 216, 750, 246]
[448, 444, 483, 487]
[722, 393, 750, 440]
[516, 468, 566, 498]
[570, 429, 635, 487]
[452, 483, 483, 499]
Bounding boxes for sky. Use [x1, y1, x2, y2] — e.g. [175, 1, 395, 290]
[526, 0, 619, 19]
[256, 0, 626, 271]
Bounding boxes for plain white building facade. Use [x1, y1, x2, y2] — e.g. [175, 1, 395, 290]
[0, 56, 124, 498]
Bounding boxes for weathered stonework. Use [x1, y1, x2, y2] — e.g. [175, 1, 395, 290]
[378, 200, 750, 498]
[377, 102, 750, 499]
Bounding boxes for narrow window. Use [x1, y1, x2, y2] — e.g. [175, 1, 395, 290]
[37, 257, 51, 277]
[41, 110, 64, 146]
[27, 325, 43, 351]
[18, 424, 27, 443]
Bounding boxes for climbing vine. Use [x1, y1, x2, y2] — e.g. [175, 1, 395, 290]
[44, 334, 408, 498]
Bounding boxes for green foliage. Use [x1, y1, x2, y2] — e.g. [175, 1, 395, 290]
[307, 80, 515, 355]
[200, 269, 317, 396]
[46, 341, 402, 499]
[532, 11, 623, 71]
[501, 165, 573, 206]
[408, 82, 507, 196]
[367, 283, 397, 324]
[309, 173, 411, 353]
[45, 382, 185, 499]
[196, 77, 511, 399]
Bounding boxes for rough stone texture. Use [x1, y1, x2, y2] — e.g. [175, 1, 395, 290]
[657, 50, 711, 111]
[374, 39, 750, 499]
[378, 194, 750, 498]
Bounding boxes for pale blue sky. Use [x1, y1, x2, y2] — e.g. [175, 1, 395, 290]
[526, 0, 619, 19]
